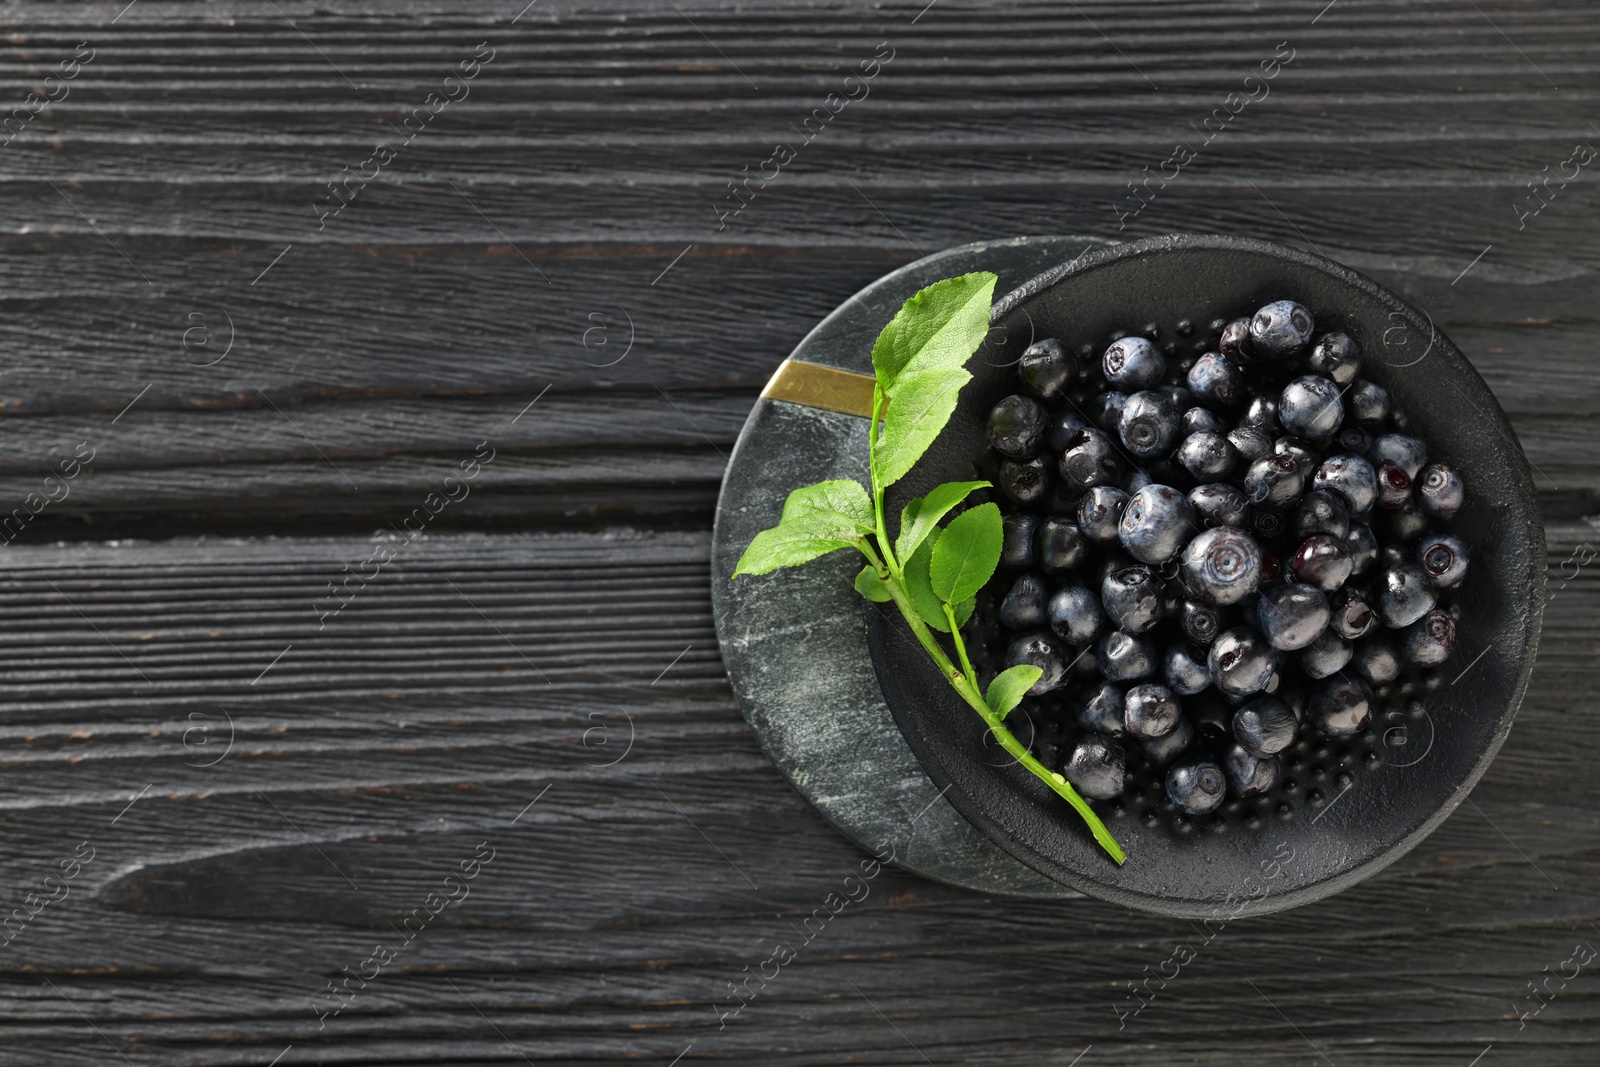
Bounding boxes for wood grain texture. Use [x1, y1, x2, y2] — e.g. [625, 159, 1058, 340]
[0, 0, 1597, 1063]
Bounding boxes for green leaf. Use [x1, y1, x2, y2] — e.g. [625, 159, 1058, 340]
[986, 665, 1044, 717]
[779, 479, 873, 537]
[895, 480, 990, 563]
[950, 595, 975, 629]
[872, 365, 970, 489]
[732, 479, 875, 577]
[903, 528, 953, 631]
[870, 272, 999, 390]
[929, 502, 1004, 604]
[854, 565, 893, 602]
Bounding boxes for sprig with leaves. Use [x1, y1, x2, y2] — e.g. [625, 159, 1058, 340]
[733, 272, 1127, 865]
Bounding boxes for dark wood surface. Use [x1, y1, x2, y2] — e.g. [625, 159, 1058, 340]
[0, 0, 1596, 1063]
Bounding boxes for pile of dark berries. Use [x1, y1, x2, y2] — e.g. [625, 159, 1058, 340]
[972, 300, 1469, 826]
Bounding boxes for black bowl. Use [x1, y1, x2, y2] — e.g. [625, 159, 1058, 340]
[866, 233, 1545, 917]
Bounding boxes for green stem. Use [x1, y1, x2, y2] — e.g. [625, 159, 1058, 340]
[943, 602, 978, 686]
[866, 388, 903, 580]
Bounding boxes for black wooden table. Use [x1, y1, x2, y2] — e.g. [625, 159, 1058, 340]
[0, 1, 1595, 1063]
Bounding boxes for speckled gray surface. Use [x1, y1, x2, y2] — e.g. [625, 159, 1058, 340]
[710, 236, 1112, 899]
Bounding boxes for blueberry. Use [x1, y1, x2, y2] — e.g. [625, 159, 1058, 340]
[1062, 735, 1126, 800]
[1274, 436, 1320, 478]
[1046, 409, 1092, 453]
[1119, 484, 1195, 564]
[1240, 394, 1280, 433]
[1243, 454, 1305, 507]
[1101, 565, 1165, 634]
[1005, 631, 1071, 694]
[1370, 433, 1428, 480]
[1189, 483, 1251, 530]
[1219, 317, 1255, 361]
[1347, 378, 1390, 426]
[1299, 629, 1353, 679]
[1378, 543, 1407, 570]
[1232, 695, 1297, 756]
[999, 573, 1050, 630]
[1227, 425, 1274, 464]
[999, 513, 1038, 570]
[1141, 716, 1195, 766]
[1036, 516, 1090, 575]
[1310, 675, 1373, 736]
[1158, 384, 1195, 411]
[1166, 759, 1227, 814]
[1125, 683, 1181, 739]
[1088, 391, 1127, 432]
[1350, 636, 1401, 686]
[1187, 351, 1246, 409]
[1224, 745, 1282, 797]
[1312, 454, 1378, 514]
[1328, 586, 1377, 640]
[1176, 430, 1238, 481]
[1179, 599, 1224, 646]
[1102, 336, 1166, 390]
[1208, 626, 1276, 697]
[987, 395, 1048, 459]
[1383, 499, 1429, 543]
[999, 456, 1054, 507]
[1294, 489, 1351, 539]
[1163, 643, 1212, 695]
[1306, 331, 1361, 384]
[1118, 390, 1183, 459]
[1291, 534, 1353, 591]
[1417, 533, 1469, 588]
[1078, 486, 1131, 544]
[1377, 563, 1437, 627]
[1193, 694, 1233, 741]
[1048, 585, 1103, 645]
[1250, 300, 1315, 360]
[1416, 463, 1465, 520]
[1097, 630, 1157, 682]
[1059, 428, 1125, 491]
[1344, 522, 1379, 577]
[1018, 338, 1078, 400]
[1279, 375, 1344, 440]
[1401, 609, 1456, 667]
[1183, 405, 1227, 437]
[1077, 681, 1125, 734]
[1182, 526, 1263, 605]
[1374, 461, 1412, 510]
[1256, 583, 1331, 651]
[1338, 426, 1372, 455]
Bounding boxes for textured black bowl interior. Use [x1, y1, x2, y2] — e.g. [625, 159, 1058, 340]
[866, 233, 1545, 917]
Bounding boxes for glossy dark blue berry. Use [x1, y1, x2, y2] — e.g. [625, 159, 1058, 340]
[1189, 483, 1251, 530]
[1378, 563, 1437, 627]
[1097, 629, 1156, 682]
[1118, 390, 1182, 460]
[1125, 682, 1181, 739]
[1179, 599, 1224, 646]
[1256, 583, 1330, 651]
[1243, 454, 1305, 507]
[1048, 585, 1103, 645]
[1241, 395, 1280, 432]
[1018, 338, 1078, 400]
[1078, 486, 1131, 545]
[1088, 390, 1127, 431]
[1226, 426, 1273, 465]
[1328, 586, 1376, 640]
[1232, 695, 1297, 756]
[1417, 533, 1469, 588]
[1310, 675, 1373, 736]
[1208, 626, 1276, 697]
[1350, 636, 1401, 686]
[1175, 431, 1237, 481]
[1374, 461, 1411, 510]
[1182, 527, 1263, 605]
[1370, 433, 1428, 479]
[1063, 734, 1125, 800]
[1291, 534, 1353, 591]
[1119, 484, 1194, 564]
[1005, 631, 1070, 695]
[1338, 426, 1372, 456]
[1158, 384, 1195, 411]
[1224, 745, 1281, 797]
[1249, 299, 1315, 360]
[1046, 409, 1092, 454]
[1383, 499, 1429, 543]
[1142, 716, 1194, 765]
[1101, 566, 1164, 634]
[1347, 378, 1390, 426]
[1102, 335, 1166, 390]
[1416, 463, 1465, 520]
[999, 573, 1049, 630]
[1299, 629, 1352, 679]
[1077, 682, 1125, 734]
[1186, 351, 1246, 409]
[1219, 317, 1254, 361]
[1059, 427, 1125, 491]
[1274, 436, 1319, 478]
[1313, 453, 1378, 514]
[1183, 405, 1227, 437]
[999, 513, 1038, 571]
[1035, 516, 1089, 575]
[1163, 642, 1212, 695]
[1344, 522, 1378, 577]
[1166, 759, 1226, 814]
[1402, 608, 1456, 667]
[987, 395, 1048, 458]
[998, 455, 1053, 507]
[1294, 489, 1351, 539]
[1279, 375, 1344, 440]
[1306, 331, 1361, 384]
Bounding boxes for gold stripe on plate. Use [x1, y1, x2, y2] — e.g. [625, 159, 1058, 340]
[760, 360, 876, 418]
